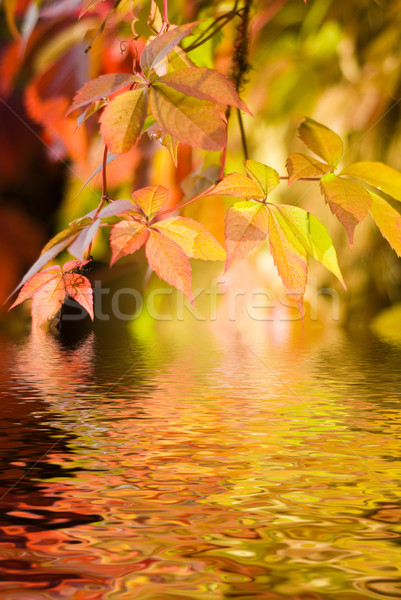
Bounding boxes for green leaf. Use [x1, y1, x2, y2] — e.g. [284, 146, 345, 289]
[149, 83, 226, 151]
[320, 174, 372, 245]
[224, 201, 269, 270]
[267, 207, 308, 314]
[341, 162, 401, 202]
[286, 153, 333, 185]
[158, 67, 251, 114]
[140, 22, 199, 75]
[100, 89, 148, 154]
[369, 193, 401, 257]
[207, 173, 265, 200]
[299, 118, 343, 166]
[244, 160, 280, 196]
[270, 204, 345, 288]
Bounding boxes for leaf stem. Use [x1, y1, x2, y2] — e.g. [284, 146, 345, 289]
[159, 0, 169, 34]
[237, 108, 248, 160]
[280, 176, 322, 181]
[152, 184, 216, 219]
[102, 145, 108, 200]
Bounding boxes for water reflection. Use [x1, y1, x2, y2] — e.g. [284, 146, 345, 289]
[0, 324, 401, 599]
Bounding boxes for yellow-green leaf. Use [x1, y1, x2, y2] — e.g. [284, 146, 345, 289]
[225, 201, 269, 271]
[149, 84, 226, 151]
[154, 216, 225, 260]
[299, 118, 343, 167]
[341, 162, 401, 203]
[369, 193, 401, 257]
[207, 173, 265, 200]
[286, 153, 333, 185]
[320, 174, 372, 245]
[244, 160, 280, 196]
[100, 89, 148, 154]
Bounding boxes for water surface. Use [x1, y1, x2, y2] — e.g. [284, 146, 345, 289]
[1, 322, 401, 600]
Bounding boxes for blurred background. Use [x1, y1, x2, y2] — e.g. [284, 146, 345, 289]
[1, 0, 401, 332]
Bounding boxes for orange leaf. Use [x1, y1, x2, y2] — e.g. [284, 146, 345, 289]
[67, 73, 142, 115]
[224, 201, 269, 271]
[154, 216, 225, 260]
[145, 230, 193, 303]
[149, 84, 226, 151]
[208, 173, 265, 200]
[140, 22, 199, 74]
[369, 193, 401, 257]
[9, 267, 61, 310]
[320, 174, 372, 245]
[64, 273, 94, 319]
[267, 207, 308, 314]
[133, 185, 170, 217]
[286, 153, 333, 185]
[100, 89, 148, 154]
[31, 276, 66, 327]
[110, 221, 149, 266]
[299, 118, 343, 167]
[159, 67, 251, 115]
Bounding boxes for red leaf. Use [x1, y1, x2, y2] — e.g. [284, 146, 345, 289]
[224, 201, 269, 271]
[100, 89, 148, 153]
[145, 230, 193, 303]
[140, 22, 199, 74]
[159, 67, 252, 115]
[67, 73, 142, 115]
[64, 273, 94, 319]
[110, 221, 149, 266]
[9, 267, 61, 310]
[63, 259, 93, 272]
[133, 185, 171, 217]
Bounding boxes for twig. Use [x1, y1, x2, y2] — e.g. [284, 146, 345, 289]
[237, 109, 248, 160]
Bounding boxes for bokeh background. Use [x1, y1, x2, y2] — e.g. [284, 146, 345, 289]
[1, 0, 401, 331]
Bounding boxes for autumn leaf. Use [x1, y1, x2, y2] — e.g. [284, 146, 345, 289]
[64, 273, 94, 319]
[67, 73, 143, 115]
[31, 276, 66, 327]
[269, 204, 345, 288]
[68, 220, 101, 258]
[286, 153, 333, 185]
[266, 207, 308, 314]
[9, 267, 62, 310]
[208, 173, 265, 200]
[133, 186, 170, 217]
[140, 22, 199, 75]
[158, 67, 251, 114]
[80, 0, 107, 18]
[369, 193, 401, 257]
[149, 83, 227, 151]
[100, 89, 148, 154]
[154, 216, 226, 260]
[299, 118, 343, 167]
[320, 174, 372, 245]
[244, 160, 280, 196]
[148, 123, 179, 165]
[225, 201, 269, 271]
[341, 162, 401, 202]
[145, 230, 193, 303]
[110, 220, 149, 266]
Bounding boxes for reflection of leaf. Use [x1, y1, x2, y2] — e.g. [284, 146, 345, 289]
[209, 173, 265, 200]
[67, 73, 141, 115]
[267, 207, 308, 313]
[133, 185, 170, 217]
[244, 160, 280, 196]
[149, 84, 226, 151]
[159, 67, 251, 114]
[140, 22, 198, 74]
[154, 216, 225, 260]
[110, 221, 149, 266]
[100, 89, 148, 154]
[225, 202, 269, 270]
[341, 162, 401, 202]
[286, 153, 333, 185]
[270, 204, 345, 287]
[369, 193, 401, 257]
[320, 174, 372, 245]
[146, 230, 193, 303]
[299, 118, 343, 166]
